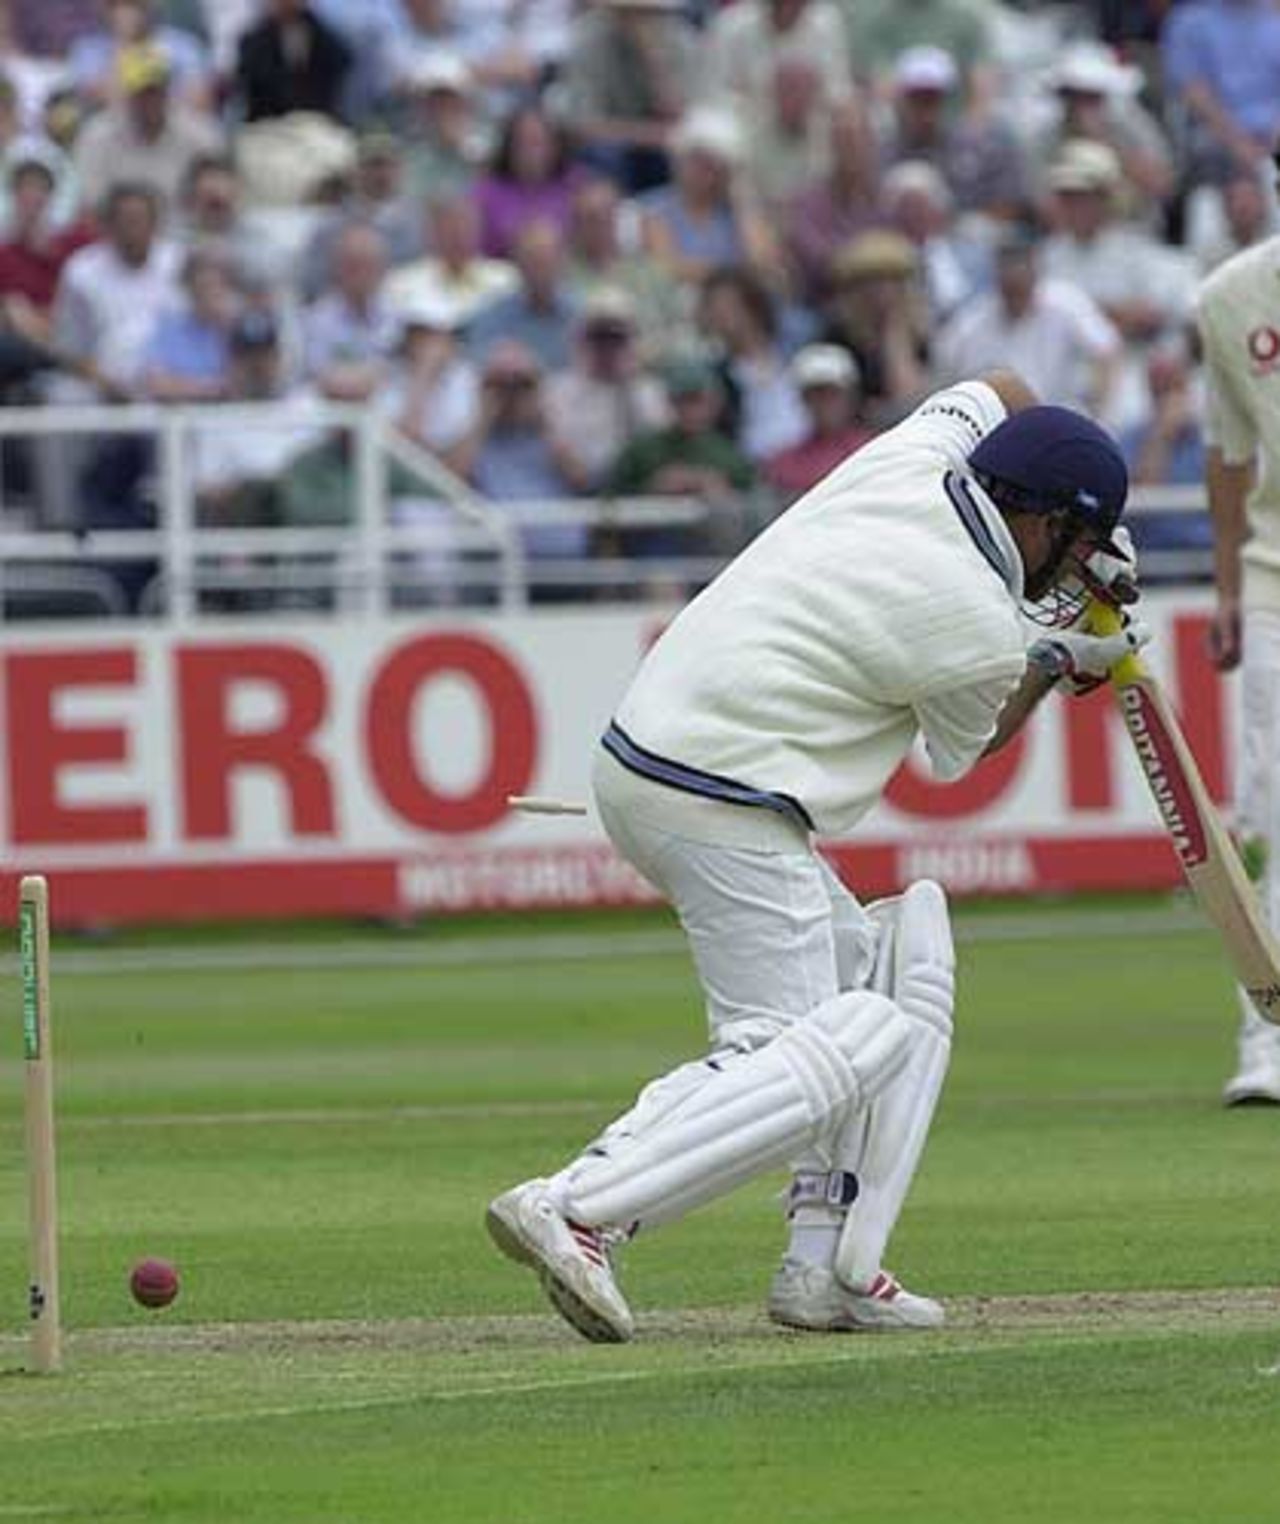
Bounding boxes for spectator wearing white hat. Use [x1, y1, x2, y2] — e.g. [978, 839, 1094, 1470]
[762, 342, 875, 499]
[1042, 139, 1196, 352]
[562, 176, 686, 363]
[382, 295, 479, 476]
[842, 0, 997, 113]
[638, 105, 782, 288]
[544, 286, 668, 489]
[564, 0, 700, 195]
[393, 51, 486, 204]
[880, 45, 1028, 220]
[1031, 39, 1174, 221]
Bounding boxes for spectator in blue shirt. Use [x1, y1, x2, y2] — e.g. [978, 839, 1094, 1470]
[302, 220, 398, 400]
[453, 338, 590, 573]
[1161, 0, 1280, 185]
[1118, 341, 1211, 573]
[467, 217, 579, 371]
[1119, 340, 1207, 488]
[141, 244, 239, 401]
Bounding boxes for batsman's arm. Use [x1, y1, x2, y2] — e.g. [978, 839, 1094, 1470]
[977, 368, 1037, 417]
[981, 662, 1057, 756]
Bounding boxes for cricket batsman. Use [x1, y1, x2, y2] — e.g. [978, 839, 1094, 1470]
[1196, 228, 1280, 1105]
[488, 371, 1147, 1342]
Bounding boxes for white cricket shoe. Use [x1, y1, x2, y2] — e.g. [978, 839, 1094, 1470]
[1223, 1025, 1280, 1106]
[766, 1259, 944, 1333]
[486, 1179, 634, 1343]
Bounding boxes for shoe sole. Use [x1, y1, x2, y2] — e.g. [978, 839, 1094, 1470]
[766, 1305, 942, 1334]
[486, 1199, 632, 1345]
[1223, 1089, 1280, 1107]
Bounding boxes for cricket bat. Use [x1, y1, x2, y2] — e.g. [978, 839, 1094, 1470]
[1089, 600, 1280, 1026]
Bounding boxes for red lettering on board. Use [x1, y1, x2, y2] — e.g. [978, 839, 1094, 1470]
[365, 634, 536, 833]
[1173, 613, 1226, 803]
[6, 649, 147, 844]
[886, 734, 1027, 820]
[1064, 688, 1114, 810]
[177, 646, 335, 839]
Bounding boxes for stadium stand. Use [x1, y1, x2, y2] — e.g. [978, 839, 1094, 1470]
[0, 0, 1229, 614]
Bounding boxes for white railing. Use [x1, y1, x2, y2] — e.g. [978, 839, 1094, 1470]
[0, 400, 739, 619]
[0, 400, 1209, 621]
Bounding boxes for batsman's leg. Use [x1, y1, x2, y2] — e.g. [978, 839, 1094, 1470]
[489, 771, 917, 1341]
[772, 878, 954, 1331]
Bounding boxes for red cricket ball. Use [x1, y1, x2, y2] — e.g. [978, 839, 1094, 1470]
[130, 1257, 180, 1309]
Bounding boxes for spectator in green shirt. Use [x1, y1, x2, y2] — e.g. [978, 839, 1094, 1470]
[606, 355, 755, 580]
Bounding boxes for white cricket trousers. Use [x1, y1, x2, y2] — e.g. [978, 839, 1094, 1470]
[593, 756, 879, 1054]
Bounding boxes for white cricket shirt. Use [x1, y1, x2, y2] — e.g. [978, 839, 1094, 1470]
[610, 381, 1029, 841]
[1196, 236, 1280, 614]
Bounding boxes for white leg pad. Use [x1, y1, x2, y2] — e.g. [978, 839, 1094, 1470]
[835, 879, 955, 1289]
[560, 990, 915, 1232]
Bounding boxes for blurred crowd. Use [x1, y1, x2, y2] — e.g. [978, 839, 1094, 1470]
[0, 0, 1267, 607]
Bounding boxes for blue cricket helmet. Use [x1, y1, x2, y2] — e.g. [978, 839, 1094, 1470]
[968, 405, 1128, 554]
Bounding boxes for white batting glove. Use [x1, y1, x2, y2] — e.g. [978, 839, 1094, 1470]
[1028, 616, 1152, 695]
[1081, 525, 1139, 608]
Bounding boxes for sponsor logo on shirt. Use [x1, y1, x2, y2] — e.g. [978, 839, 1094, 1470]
[1246, 324, 1280, 376]
[919, 401, 983, 439]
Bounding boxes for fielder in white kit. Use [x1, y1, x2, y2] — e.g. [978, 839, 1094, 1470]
[1196, 239, 1280, 1105]
[488, 371, 1147, 1342]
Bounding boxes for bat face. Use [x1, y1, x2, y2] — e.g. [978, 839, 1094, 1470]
[1117, 684, 1208, 870]
[1088, 597, 1280, 1027]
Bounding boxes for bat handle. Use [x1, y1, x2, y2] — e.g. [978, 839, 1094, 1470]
[1085, 597, 1147, 688]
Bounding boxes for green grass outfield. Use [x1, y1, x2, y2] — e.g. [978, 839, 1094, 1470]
[0, 901, 1277, 1523]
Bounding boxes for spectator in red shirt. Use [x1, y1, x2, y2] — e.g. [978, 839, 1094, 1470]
[762, 344, 875, 501]
[0, 145, 94, 342]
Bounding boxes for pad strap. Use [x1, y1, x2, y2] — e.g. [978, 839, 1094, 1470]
[786, 1170, 859, 1215]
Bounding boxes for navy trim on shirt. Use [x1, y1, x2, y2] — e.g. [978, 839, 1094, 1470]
[602, 722, 815, 834]
[943, 470, 1015, 587]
